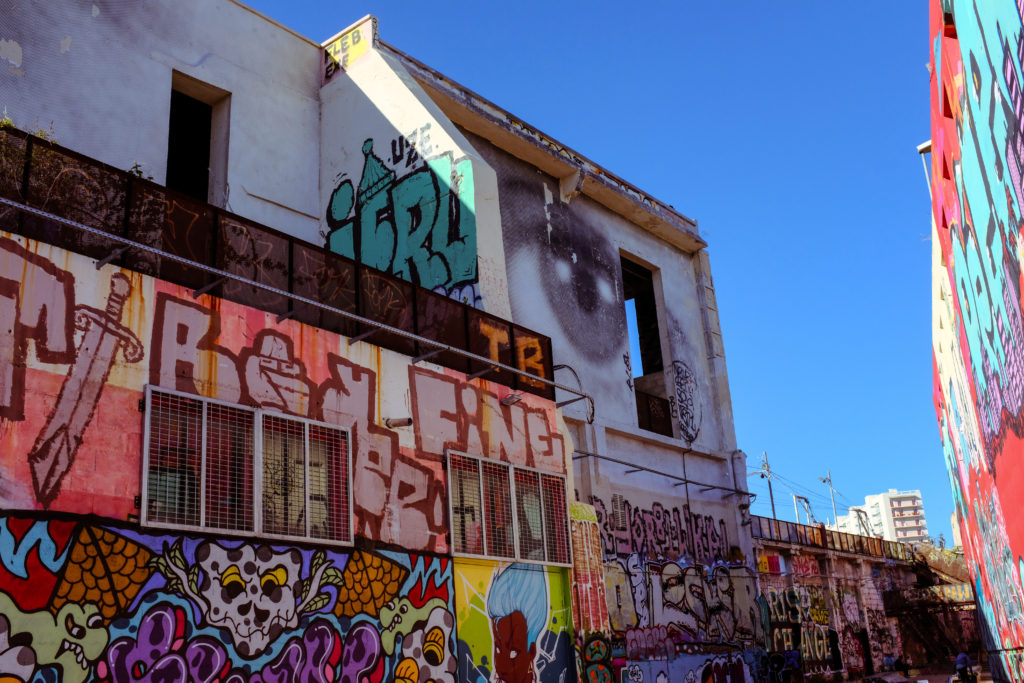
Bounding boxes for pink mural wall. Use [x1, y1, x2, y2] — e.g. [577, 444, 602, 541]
[0, 232, 569, 555]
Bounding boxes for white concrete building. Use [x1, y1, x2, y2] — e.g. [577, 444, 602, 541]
[832, 490, 929, 543]
[0, 2, 758, 680]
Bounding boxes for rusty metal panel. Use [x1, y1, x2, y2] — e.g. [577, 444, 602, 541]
[218, 213, 289, 314]
[359, 267, 415, 356]
[128, 181, 214, 291]
[24, 137, 127, 260]
[415, 286, 468, 373]
[0, 128, 27, 227]
[290, 242, 358, 338]
[512, 325, 553, 399]
[467, 308, 512, 384]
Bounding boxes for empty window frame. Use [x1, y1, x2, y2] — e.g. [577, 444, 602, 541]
[166, 72, 230, 205]
[621, 256, 663, 377]
[446, 451, 570, 566]
[142, 386, 351, 545]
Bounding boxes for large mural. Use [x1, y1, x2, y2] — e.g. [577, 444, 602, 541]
[0, 513, 455, 683]
[0, 227, 575, 680]
[0, 231, 567, 544]
[931, 1, 1024, 679]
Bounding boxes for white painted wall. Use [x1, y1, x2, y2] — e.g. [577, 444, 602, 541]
[318, 38, 511, 315]
[0, 0, 322, 239]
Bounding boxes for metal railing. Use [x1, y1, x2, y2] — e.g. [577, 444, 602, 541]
[0, 125, 564, 399]
[750, 514, 911, 562]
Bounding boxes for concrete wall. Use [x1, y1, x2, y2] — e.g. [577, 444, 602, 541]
[0, 0, 322, 240]
[930, 1, 1024, 679]
[319, 24, 509, 314]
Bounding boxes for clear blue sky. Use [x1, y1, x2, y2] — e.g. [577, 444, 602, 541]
[244, 2, 944, 540]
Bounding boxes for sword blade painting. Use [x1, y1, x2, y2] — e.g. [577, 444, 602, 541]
[28, 272, 144, 507]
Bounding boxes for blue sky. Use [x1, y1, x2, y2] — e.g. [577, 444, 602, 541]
[244, 2, 944, 539]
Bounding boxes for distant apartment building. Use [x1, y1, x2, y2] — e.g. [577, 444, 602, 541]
[831, 490, 929, 544]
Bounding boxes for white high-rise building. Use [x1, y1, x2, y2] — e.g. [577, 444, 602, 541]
[830, 489, 929, 543]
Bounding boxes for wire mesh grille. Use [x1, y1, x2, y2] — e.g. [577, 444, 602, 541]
[449, 454, 483, 555]
[541, 474, 570, 564]
[146, 389, 350, 544]
[514, 469, 546, 562]
[205, 403, 254, 532]
[308, 425, 350, 543]
[262, 414, 306, 538]
[146, 390, 203, 527]
[481, 461, 514, 558]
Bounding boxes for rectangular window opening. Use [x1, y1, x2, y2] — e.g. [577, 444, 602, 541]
[166, 73, 230, 205]
[447, 451, 570, 566]
[621, 256, 663, 376]
[621, 255, 672, 437]
[142, 386, 351, 545]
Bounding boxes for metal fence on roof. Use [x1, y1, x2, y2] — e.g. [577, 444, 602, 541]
[750, 514, 911, 562]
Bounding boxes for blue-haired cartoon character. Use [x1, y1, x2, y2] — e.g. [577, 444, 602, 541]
[486, 563, 548, 683]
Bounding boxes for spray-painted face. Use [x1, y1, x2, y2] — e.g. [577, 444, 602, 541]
[51, 603, 107, 680]
[195, 542, 303, 657]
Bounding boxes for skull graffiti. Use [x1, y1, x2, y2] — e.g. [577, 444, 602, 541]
[194, 542, 304, 658]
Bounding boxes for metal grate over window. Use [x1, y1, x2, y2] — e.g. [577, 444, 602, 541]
[449, 454, 483, 556]
[515, 469, 546, 561]
[205, 402, 254, 532]
[447, 450, 570, 566]
[541, 473, 570, 564]
[142, 387, 351, 545]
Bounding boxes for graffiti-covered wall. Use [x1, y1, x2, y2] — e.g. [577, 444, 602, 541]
[755, 543, 912, 681]
[0, 512, 456, 683]
[0, 225, 571, 680]
[930, 1, 1024, 679]
[568, 456, 762, 682]
[318, 22, 510, 315]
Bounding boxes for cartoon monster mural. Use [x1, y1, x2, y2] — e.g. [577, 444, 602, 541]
[0, 515, 459, 683]
[0, 592, 107, 683]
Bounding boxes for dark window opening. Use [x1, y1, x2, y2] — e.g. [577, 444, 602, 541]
[621, 257, 663, 375]
[621, 256, 671, 437]
[166, 90, 212, 202]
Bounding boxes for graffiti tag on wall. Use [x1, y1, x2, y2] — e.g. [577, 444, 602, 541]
[591, 495, 730, 565]
[326, 137, 478, 305]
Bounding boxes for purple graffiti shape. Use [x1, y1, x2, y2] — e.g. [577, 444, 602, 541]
[340, 622, 381, 683]
[247, 620, 343, 683]
[102, 602, 231, 683]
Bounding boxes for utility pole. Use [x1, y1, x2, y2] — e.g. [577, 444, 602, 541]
[793, 494, 800, 524]
[761, 451, 777, 520]
[820, 470, 839, 525]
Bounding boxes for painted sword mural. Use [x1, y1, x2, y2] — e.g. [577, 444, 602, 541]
[28, 272, 143, 507]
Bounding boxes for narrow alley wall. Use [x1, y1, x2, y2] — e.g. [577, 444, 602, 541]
[930, 1, 1024, 679]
